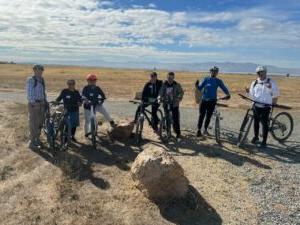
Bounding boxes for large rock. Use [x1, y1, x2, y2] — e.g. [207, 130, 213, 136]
[107, 121, 134, 140]
[131, 146, 189, 201]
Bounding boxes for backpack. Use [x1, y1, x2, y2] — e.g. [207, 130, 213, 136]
[33, 76, 45, 88]
[253, 78, 270, 88]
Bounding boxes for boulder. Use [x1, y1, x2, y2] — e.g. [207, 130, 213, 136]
[108, 121, 134, 140]
[131, 146, 189, 201]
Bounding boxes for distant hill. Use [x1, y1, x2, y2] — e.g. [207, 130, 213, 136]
[0, 61, 16, 65]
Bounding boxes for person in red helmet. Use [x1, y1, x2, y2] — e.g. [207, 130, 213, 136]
[82, 74, 115, 137]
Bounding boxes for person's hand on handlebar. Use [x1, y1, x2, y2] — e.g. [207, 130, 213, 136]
[195, 80, 199, 87]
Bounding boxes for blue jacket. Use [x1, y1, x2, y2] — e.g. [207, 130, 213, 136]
[198, 76, 230, 101]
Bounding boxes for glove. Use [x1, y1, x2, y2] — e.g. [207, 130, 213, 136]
[195, 80, 199, 87]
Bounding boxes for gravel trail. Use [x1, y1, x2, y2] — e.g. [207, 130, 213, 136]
[1, 91, 299, 225]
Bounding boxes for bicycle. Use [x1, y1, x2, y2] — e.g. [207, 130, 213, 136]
[208, 98, 229, 144]
[43, 101, 72, 150]
[130, 100, 163, 144]
[237, 94, 294, 147]
[85, 97, 105, 149]
[159, 97, 174, 142]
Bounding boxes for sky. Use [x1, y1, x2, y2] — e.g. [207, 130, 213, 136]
[0, 0, 300, 68]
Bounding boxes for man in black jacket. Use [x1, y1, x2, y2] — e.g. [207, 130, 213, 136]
[134, 72, 162, 132]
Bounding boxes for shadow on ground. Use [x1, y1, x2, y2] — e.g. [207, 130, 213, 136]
[158, 185, 222, 225]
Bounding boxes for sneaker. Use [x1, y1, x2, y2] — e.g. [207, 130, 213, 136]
[85, 132, 91, 138]
[176, 134, 182, 139]
[110, 121, 116, 128]
[203, 130, 210, 136]
[251, 137, 259, 144]
[259, 142, 267, 148]
[28, 141, 40, 150]
[71, 137, 78, 142]
[196, 130, 202, 137]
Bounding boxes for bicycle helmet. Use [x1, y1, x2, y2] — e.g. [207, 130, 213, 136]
[256, 66, 267, 74]
[210, 66, 219, 73]
[86, 74, 97, 81]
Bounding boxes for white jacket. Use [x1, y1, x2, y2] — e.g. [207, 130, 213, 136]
[249, 77, 279, 107]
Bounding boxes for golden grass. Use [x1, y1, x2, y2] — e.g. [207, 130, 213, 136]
[1, 64, 300, 109]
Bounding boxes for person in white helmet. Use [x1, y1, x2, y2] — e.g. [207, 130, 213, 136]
[246, 66, 280, 148]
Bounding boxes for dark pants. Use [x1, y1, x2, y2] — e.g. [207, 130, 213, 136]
[64, 126, 77, 137]
[198, 100, 217, 130]
[164, 105, 181, 136]
[253, 106, 271, 143]
[135, 103, 160, 131]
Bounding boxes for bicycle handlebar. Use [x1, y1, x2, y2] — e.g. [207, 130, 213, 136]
[238, 94, 292, 110]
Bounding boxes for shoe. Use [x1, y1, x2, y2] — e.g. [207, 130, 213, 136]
[196, 130, 202, 137]
[203, 130, 210, 136]
[29, 141, 41, 150]
[71, 137, 78, 142]
[259, 142, 267, 148]
[176, 134, 182, 139]
[110, 121, 116, 128]
[85, 132, 91, 138]
[251, 137, 259, 144]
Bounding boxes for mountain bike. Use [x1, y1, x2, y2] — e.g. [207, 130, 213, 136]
[208, 98, 229, 144]
[237, 94, 294, 147]
[85, 97, 105, 149]
[130, 100, 163, 144]
[43, 102, 57, 150]
[159, 97, 174, 142]
[43, 102, 73, 151]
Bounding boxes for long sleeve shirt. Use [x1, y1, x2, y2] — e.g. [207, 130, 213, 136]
[56, 89, 82, 112]
[82, 85, 106, 110]
[197, 76, 230, 101]
[26, 76, 47, 103]
[249, 78, 279, 107]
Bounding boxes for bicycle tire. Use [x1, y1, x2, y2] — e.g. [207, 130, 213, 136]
[59, 122, 67, 149]
[215, 116, 221, 144]
[91, 117, 97, 149]
[166, 113, 172, 140]
[135, 116, 144, 144]
[159, 117, 168, 142]
[270, 112, 294, 142]
[237, 111, 253, 147]
[46, 120, 56, 150]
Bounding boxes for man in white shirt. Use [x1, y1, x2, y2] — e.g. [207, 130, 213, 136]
[246, 66, 279, 148]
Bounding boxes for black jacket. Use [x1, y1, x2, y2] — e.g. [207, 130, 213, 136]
[142, 80, 163, 102]
[56, 89, 82, 112]
[82, 85, 106, 110]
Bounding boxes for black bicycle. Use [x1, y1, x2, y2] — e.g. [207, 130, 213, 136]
[237, 94, 294, 147]
[159, 97, 174, 142]
[130, 100, 163, 144]
[43, 102, 72, 150]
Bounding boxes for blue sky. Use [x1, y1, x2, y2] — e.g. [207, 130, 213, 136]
[0, 0, 299, 68]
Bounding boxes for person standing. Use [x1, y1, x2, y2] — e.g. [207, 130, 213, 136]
[82, 74, 115, 137]
[159, 72, 184, 139]
[246, 66, 279, 148]
[134, 72, 163, 132]
[26, 64, 47, 150]
[55, 79, 82, 142]
[196, 66, 230, 137]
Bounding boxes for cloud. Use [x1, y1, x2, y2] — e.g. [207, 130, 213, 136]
[0, 0, 299, 66]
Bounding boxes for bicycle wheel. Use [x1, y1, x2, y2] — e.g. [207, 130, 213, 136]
[270, 112, 294, 142]
[159, 117, 168, 142]
[135, 115, 144, 144]
[90, 117, 97, 149]
[215, 116, 221, 144]
[166, 114, 172, 140]
[45, 119, 56, 150]
[237, 110, 253, 147]
[59, 122, 67, 149]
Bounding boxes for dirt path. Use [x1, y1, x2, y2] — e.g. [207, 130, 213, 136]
[0, 95, 299, 225]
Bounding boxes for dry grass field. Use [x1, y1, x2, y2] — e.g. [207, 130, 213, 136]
[0, 64, 299, 110]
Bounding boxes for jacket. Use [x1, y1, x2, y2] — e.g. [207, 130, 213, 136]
[159, 81, 184, 107]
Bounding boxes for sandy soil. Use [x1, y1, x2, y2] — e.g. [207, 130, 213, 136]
[1, 102, 299, 225]
[1, 64, 300, 110]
